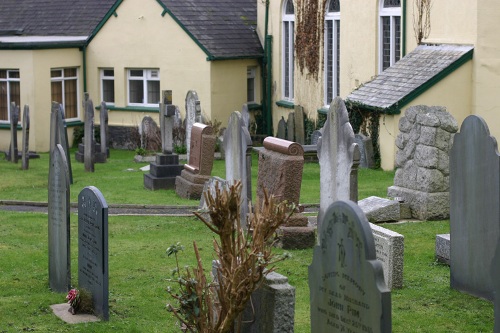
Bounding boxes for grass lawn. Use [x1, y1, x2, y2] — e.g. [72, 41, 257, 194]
[0, 149, 494, 332]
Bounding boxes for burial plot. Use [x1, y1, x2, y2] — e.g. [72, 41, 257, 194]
[175, 123, 216, 199]
[21, 105, 30, 170]
[317, 97, 357, 227]
[8, 102, 19, 163]
[185, 90, 201, 162]
[144, 91, 183, 190]
[78, 186, 109, 320]
[257, 137, 315, 249]
[309, 200, 391, 333]
[450, 115, 500, 301]
[48, 144, 71, 293]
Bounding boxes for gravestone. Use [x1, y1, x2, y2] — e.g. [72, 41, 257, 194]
[370, 223, 404, 290]
[199, 176, 229, 210]
[311, 130, 322, 145]
[493, 241, 500, 333]
[48, 143, 71, 293]
[286, 112, 294, 141]
[277, 116, 286, 139]
[358, 196, 400, 223]
[241, 103, 250, 130]
[78, 186, 109, 320]
[97, 102, 109, 162]
[8, 102, 19, 163]
[257, 137, 315, 249]
[294, 105, 305, 145]
[224, 111, 253, 226]
[309, 200, 391, 333]
[185, 90, 200, 162]
[84, 95, 95, 172]
[57, 104, 73, 183]
[140, 116, 160, 151]
[435, 234, 450, 265]
[21, 105, 30, 170]
[317, 97, 356, 228]
[388, 105, 457, 220]
[354, 133, 375, 168]
[450, 115, 499, 301]
[175, 123, 216, 199]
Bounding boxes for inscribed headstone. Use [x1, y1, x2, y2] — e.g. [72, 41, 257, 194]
[185, 90, 200, 162]
[21, 105, 30, 170]
[317, 97, 356, 228]
[48, 144, 71, 293]
[294, 105, 305, 145]
[277, 116, 286, 139]
[99, 102, 109, 157]
[78, 186, 109, 320]
[9, 102, 19, 163]
[450, 115, 500, 301]
[309, 200, 391, 333]
[84, 95, 95, 172]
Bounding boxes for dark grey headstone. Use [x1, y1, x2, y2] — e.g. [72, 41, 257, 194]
[450, 115, 500, 301]
[84, 94, 95, 172]
[309, 200, 391, 333]
[277, 116, 286, 139]
[9, 102, 19, 163]
[78, 186, 109, 321]
[99, 102, 109, 157]
[311, 130, 322, 145]
[21, 105, 30, 170]
[48, 143, 71, 293]
[286, 112, 295, 141]
[294, 105, 305, 145]
[354, 133, 375, 168]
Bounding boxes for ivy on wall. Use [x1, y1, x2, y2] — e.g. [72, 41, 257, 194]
[295, 0, 327, 79]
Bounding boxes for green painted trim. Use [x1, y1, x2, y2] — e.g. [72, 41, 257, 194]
[247, 103, 261, 111]
[208, 54, 263, 61]
[0, 124, 22, 130]
[275, 100, 294, 109]
[317, 107, 329, 115]
[86, 0, 124, 45]
[95, 105, 159, 113]
[66, 120, 84, 127]
[0, 42, 85, 50]
[161, 9, 168, 17]
[402, 0, 407, 56]
[155, 0, 213, 60]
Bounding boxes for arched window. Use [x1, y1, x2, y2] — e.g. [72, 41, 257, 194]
[379, 0, 401, 72]
[282, 0, 295, 101]
[324, 0, 340, 105]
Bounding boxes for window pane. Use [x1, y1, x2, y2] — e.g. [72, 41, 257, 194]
[0, 70, 6, 79]
[394, 16, 401, 63]
[64, 79, 77, 118]
[130, 70, 143, 77]
[129, 80, 144, 103]
[147, 80, 160, 104]
[382, 16, 391, 70]
[335, 20, 340, 97]
[8, 70, 20, 79]
[247, 77, 255, 102]
[284, 22, 290, 98]
[285, 0, 294, 14]
[0, 82, 7, 120]
[384, 0, 401, 7]
[103, 79, 115, 103]
[64, 68, 77, 77]
[51, 69, 62, 78]
[328, 0, 340, 12]
[10, 81, 20, 107]
[103, 69, 114, 77]
[51, 81, 63, 103]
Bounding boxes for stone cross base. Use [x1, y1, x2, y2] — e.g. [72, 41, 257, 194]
[175, 170, 211, 199]
[75, 142, 109, 163]
[387, 186, 449, 220]
[144, 154, 183, 190]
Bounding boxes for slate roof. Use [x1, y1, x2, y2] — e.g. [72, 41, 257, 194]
[159, 0, 263, 60]
[346, 44, 474, 114]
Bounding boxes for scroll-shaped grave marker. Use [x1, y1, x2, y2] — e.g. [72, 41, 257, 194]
[78, 186, 109, 321]
[48, 143, 71, 292]
[175, 123, 216, 199]
[317, 97, 357, 228]
[309, 200, 391, 333]
[450, 115, 500, 301]
[185, 90, 201, 162]
[21, 105, 30, 170]
[9, 102, 19, 163]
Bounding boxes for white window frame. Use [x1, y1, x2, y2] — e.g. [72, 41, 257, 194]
[247, 66, 257, 103]
[282, 0, 295, 101]
[100, 68, 115, 105]
[379, 0, 402, 72]
[50, 67, 80, 121]
[0, 69, 20, 123]
[324, 0, 340, 106]
[127, 69, 160, 107]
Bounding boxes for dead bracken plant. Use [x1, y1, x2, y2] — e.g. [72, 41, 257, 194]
[166, 181, 292, 333]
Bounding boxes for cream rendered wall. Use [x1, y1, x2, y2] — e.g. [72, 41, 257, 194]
[0, 48, 82, 152]
[86, 0, 211, 129]
[209, 60, 260, 127]
[379, 61, 473, 170]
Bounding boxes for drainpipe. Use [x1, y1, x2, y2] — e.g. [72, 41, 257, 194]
[402, 0, 407, 56]
[262, 0, 273, 136]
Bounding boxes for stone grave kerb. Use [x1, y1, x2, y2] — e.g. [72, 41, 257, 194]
[185, 90, 200, 162]
[317, 97, 356, 228]
[309, 200, 391, 333]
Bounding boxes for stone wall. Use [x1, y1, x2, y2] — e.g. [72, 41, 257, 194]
[387, 105, 458, 220]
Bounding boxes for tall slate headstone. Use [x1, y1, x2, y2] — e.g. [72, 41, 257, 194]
[309, 200, 391, 333]
[99, 101, 109, 161]
[9, 102, 19, 163]
[450, 115, 500, 301]
[277, 116, 286, 139]
[58, 104, 73, 184]
[294, 105, 305, 145]
[78, 186, 109, 320]
[84, 94, 95, 172]
[286, 112, 295, 141]
[185, 90, 200, 162]
[48, 143, 71, 293]
[317, 97, 356, 228]
[21, 105, 30, 170]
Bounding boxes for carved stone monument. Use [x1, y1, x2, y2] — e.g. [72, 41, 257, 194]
[450, 115, 499, 301]
[185, 90, 201, 162]
[309, 200, 391, 332]
[78, 186, 109, 320]
[175, 123, 216, 199]
[48, 144, 71, 293]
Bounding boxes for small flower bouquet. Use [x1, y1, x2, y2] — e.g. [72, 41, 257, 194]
[66, 288, 93, 315]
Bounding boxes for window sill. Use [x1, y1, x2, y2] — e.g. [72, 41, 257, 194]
[96, 105, 160, 113]
[246, 103, 262, 111]
[66, 120, 84, 127]
[275, 100, 295, 109]
[0, 123, 22, 130]
[317, 107, 329, 115]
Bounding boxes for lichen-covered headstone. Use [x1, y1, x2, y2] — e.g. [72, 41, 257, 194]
[78, 186, 109, 320]
[450, 115, 499, 301]
[309, 200, 391, 333]
[185, 90, 200, 162]
[84, 94, 95, 172]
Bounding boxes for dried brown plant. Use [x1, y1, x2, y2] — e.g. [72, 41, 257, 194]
[413, 0, 433, 44]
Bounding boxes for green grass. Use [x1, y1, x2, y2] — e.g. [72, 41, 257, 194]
[0, 149, 494, 332]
